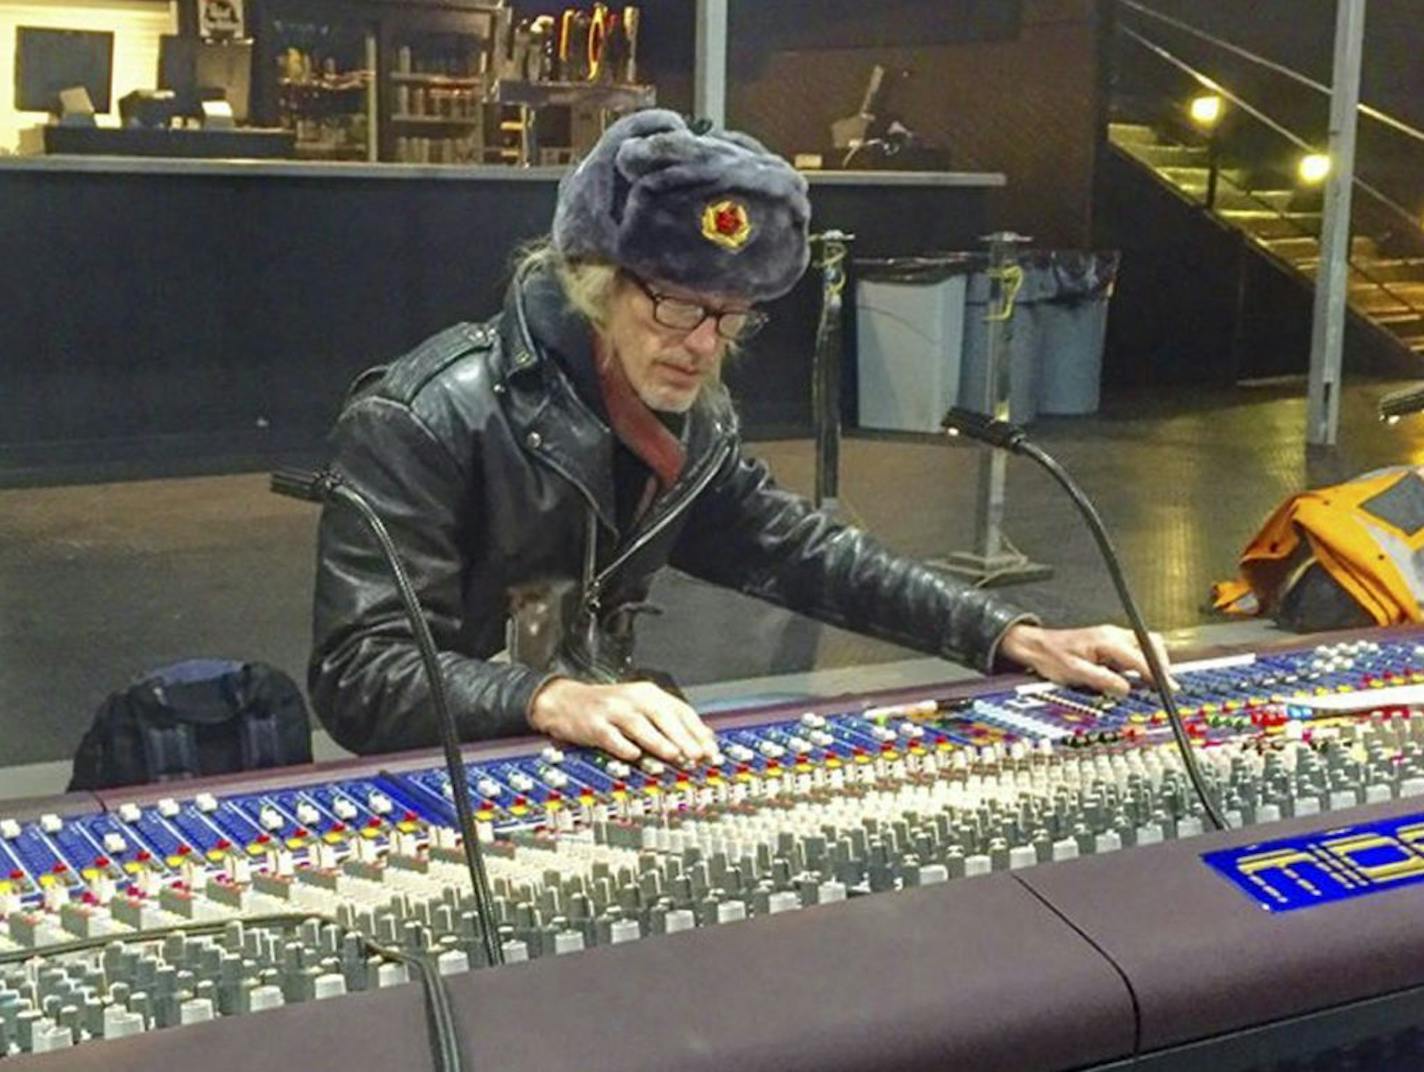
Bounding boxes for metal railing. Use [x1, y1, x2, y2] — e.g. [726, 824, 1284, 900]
[1116, 0, 1424, 254]
[1110, 18, 1424, 338]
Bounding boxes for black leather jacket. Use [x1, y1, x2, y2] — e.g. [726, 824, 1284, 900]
[309, 267, 1035, 755]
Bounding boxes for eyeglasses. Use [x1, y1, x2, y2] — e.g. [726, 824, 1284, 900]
[628, 274, 770, 342]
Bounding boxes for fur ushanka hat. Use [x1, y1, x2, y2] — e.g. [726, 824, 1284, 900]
[552, 109, 811, 302]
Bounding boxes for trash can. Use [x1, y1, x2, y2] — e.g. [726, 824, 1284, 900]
[854, 256, 973, 434]
[959, 249, 1120, 421]
[1036, 250, 1119, 416]
[959, 260, 1049, 425]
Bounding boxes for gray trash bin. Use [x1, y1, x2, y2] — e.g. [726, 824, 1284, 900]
[1036, 251, 1119, 416]
[854, 256, 973, 434]
[960, 250, 1120, 421]
[960, 261, 1053, 425]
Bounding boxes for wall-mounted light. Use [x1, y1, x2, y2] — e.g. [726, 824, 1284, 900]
[1188, 94, 1224, 129]
[1298, 153, 1331, 184]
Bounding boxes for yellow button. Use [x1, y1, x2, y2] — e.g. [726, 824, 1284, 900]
[284, 837, 305, 850]
[165, 855, 184, 869]
[206, 850, 226, 863]
[475, 809, 495, 822]
[360, 828, 381, 840]
[124, 861, 144, 874]
[38, 874, 55, 889]
[323, 831, 346, 845]
[81, 867, 100, 881]
[247, 842, 266, 855]
[0, 880, 10, 895]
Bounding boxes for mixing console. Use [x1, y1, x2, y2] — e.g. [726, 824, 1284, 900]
[6, 632, 1424, 1070]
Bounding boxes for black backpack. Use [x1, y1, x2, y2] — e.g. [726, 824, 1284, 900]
[69, 659, 313, 791]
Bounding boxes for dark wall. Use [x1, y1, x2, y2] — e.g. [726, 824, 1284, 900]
[727, 0, 1103, 248]
[0, 171, 555, 466]
[1122, 0, 1424, 126]
[0, 169, 991, 463]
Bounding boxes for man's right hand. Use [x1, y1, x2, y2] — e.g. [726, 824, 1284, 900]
[527, 677, 718, 766]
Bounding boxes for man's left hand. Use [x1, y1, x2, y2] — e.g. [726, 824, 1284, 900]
[998, 623, 1174, 698]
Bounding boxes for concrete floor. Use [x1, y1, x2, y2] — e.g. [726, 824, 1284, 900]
[4, 374, 1424, 777]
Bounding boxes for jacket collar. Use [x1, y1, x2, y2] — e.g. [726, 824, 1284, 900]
[493, 261, 738, 534]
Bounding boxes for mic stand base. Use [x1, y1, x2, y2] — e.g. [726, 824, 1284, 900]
[928, 550, 1053, 588]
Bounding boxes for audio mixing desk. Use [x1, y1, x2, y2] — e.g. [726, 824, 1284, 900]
[5, 629, 1424, 1070]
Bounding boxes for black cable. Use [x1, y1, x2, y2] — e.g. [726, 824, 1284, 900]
[941, 409, 1228, 831]
[1016, 440, 1228, 830]
[325, 479, 503, 964]
[272, 468, 503, 966]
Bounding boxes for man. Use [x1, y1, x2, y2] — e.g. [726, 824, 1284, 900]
[310, 109, 1165, 763]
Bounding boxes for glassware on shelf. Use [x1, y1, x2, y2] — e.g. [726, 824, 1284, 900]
[386, 27, 488, 164]
[272, 19, 376, 161]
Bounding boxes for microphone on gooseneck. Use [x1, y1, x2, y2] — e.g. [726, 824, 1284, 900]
[271, 466, 507, 961]
[940, 408, 1229, 831]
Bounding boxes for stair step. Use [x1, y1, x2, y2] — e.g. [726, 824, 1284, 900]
[1108, 122, 1159, 146]
[1198, 185, 1294, 212]
[1155, 164, 1251, 187]
[1350, 258, 1424, 284]
[1349, 280, 1424, 300]
[1352, 296, 1416, 318]
[1375, 311, 1424, 328]
[1222, 210, 1323, 240]
[1156, 164, 1209, 185]
[1280, 235, 1383, 268]
[1245, 189, 1296, 211]
[1121, 141, 1209, 168]
[1264, 236, 1321, 261]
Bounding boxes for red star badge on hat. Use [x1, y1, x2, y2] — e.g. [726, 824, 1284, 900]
[701, 199, 752, 250]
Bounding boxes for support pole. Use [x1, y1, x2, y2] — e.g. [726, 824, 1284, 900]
[811, 231, 852, 512]
[934, 231, 1052, 586]
[694, 0, 728, 126]
[1306, 0, 1367, 447]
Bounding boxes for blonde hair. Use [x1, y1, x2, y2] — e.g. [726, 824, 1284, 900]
[512, 239, 619, 331]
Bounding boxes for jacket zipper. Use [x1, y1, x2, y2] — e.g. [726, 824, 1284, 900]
[582, 438, 733, 616]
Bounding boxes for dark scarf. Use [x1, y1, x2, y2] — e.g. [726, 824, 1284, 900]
[593, 334, 685, 493]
